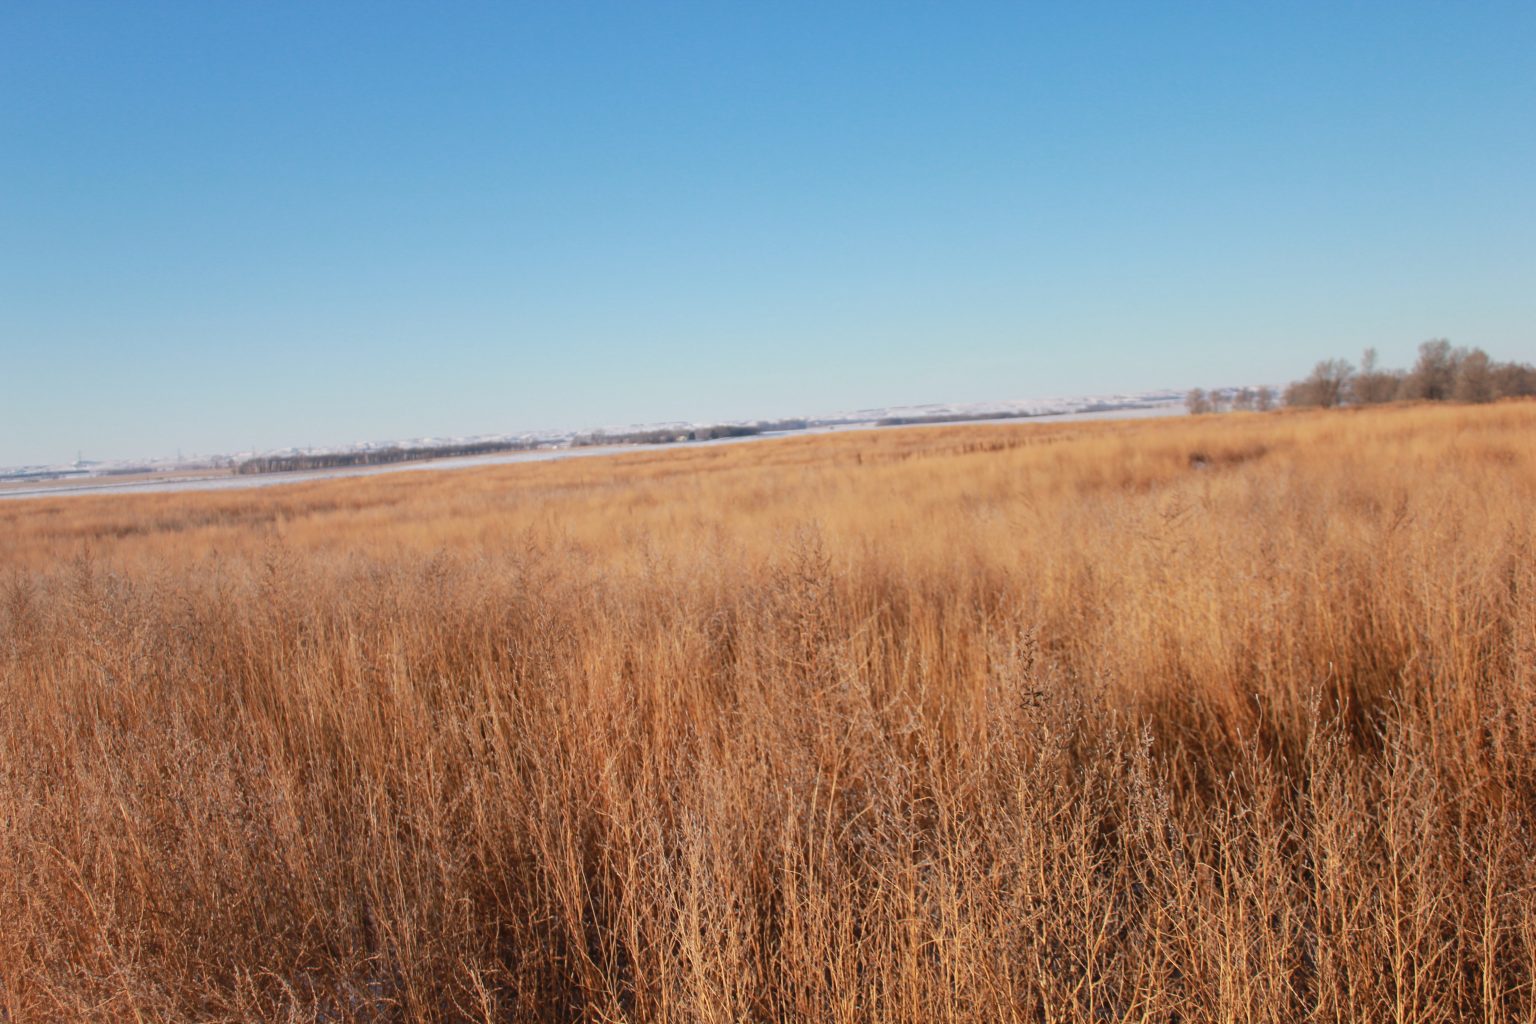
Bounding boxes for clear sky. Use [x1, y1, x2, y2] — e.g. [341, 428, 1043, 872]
[3, 2, 1533, 465]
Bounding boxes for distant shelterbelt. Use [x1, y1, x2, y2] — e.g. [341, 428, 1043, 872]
[234, 439, 547, 475]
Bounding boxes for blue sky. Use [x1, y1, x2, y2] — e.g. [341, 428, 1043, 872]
[2, 2, 1533, 465]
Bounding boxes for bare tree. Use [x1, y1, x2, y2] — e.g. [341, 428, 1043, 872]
[1453, 348, 1494, 403]
[1353, 347, 1403, 405]
[1401, 339, 1460, 401]
[1185, 388, 1213, 415]
[1286, 359, 1354, 408]
[1491, 360, 1536, 398]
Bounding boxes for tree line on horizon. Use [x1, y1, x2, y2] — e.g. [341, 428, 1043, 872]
[1187, 340, 1536, 414]
[234, 439, 546, 475]
[235, 420, 817, 475]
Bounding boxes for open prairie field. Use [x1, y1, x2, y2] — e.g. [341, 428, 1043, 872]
[3, 403, 1535, 1023]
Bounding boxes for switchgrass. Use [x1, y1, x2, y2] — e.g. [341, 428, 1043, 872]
[3, 403, 1535, 1022]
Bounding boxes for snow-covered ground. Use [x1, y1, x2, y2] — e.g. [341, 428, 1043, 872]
[0, 389, 1188, 501]
[812, 390, 1184, 425]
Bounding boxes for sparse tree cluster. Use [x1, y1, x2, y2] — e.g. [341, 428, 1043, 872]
[1284, 340, 1536, 409]
[1186, 386, 1274, 415]
[1190, 342, 1534, 417]
[1229, 386, 1275, 412]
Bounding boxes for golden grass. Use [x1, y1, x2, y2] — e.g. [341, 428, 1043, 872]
[3, 403, 1535, 1022]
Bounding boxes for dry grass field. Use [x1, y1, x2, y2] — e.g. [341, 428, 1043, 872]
[3, 402, 1535, 1023]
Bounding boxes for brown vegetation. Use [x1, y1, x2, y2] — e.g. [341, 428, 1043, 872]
[3, 403, 1536, 1022]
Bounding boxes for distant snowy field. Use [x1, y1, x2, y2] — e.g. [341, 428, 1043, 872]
[0, 391, 1186, 501]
